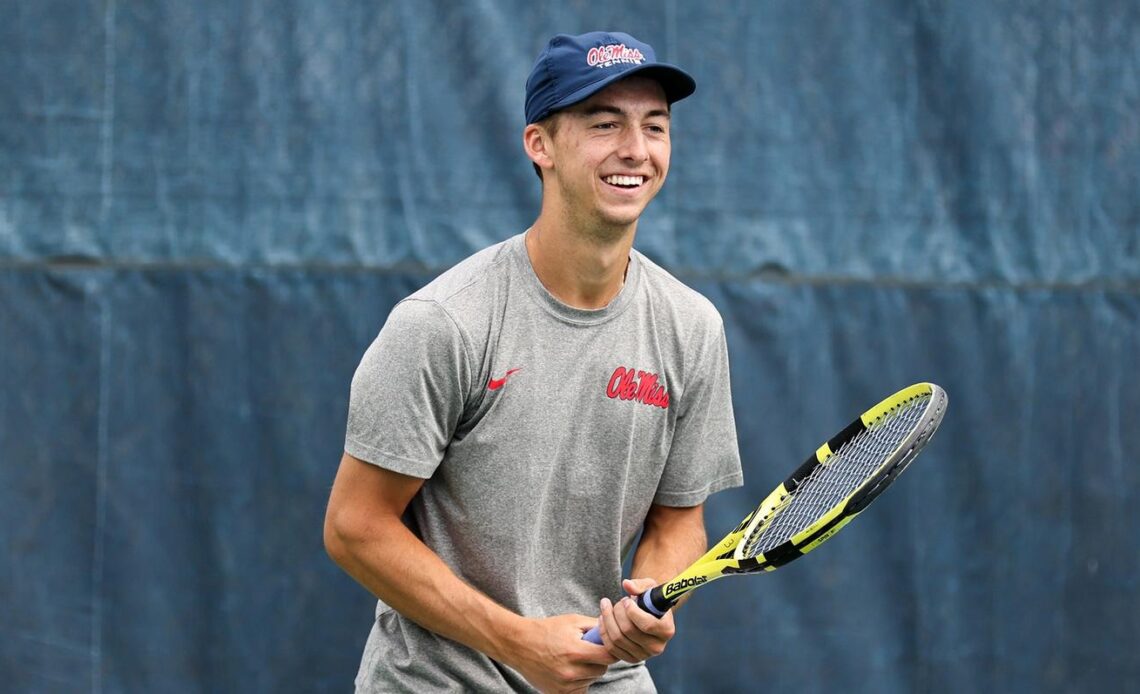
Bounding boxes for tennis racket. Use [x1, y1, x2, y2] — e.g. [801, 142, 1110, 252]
[583, 381, 948, 644]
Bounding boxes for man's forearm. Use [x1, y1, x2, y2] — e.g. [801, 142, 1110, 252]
[629, 504, 708, 605]
[327, 510, 618, 691]
[326, 512, 526, 664]
[592, 505, 708, 662]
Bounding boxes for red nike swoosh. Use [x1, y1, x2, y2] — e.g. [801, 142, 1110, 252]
[488, 368, 522, 391]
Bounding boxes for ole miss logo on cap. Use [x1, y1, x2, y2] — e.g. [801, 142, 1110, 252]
[586, 44, 646, 69]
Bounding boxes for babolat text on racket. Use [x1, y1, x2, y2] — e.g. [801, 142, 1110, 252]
[583, 382, 948, 644]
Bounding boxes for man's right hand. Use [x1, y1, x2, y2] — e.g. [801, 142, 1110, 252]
[501, 614, 618, 694]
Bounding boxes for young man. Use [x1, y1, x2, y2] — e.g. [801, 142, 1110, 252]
[325, 31, 742, 693]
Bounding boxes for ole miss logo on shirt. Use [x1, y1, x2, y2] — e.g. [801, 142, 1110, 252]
[605, 366, 670, 410]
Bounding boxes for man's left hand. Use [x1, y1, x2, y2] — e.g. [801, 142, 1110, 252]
[596, 577, 676, 663]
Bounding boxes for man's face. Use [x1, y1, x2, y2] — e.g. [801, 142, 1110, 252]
[542, 76, 672, 233]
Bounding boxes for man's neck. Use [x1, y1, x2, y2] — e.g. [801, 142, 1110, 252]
[524, 217, 635, 310]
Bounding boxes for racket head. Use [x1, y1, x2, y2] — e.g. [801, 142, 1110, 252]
[641, 382, 947, 613]
[734, 382, 948, 567]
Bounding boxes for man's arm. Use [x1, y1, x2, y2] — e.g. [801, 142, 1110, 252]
[595, 503, 707, 663]
[323, 452, 616, 693]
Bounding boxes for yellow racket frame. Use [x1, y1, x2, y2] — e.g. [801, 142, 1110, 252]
[650, 382, 948, 608]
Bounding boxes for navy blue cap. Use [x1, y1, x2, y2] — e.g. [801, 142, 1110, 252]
[525, 31, 696, 124]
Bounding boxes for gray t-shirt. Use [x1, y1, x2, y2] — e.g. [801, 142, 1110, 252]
[345, 232, 743, 692]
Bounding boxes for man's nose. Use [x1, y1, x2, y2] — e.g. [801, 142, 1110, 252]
[617, 128, 649, 163]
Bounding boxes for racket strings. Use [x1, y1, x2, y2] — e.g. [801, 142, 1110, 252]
[742, 395, 930, 558]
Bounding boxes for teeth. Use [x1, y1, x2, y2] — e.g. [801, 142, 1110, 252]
[604, 175, 644, 187]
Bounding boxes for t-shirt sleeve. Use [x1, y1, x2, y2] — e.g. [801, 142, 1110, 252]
[344, 299, 471, 479]
[653, 317, 743, 507]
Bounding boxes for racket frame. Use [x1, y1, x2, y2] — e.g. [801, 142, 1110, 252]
[643, 381, 948, 612]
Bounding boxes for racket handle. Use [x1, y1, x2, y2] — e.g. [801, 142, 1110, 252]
[581, 588, 669, 644]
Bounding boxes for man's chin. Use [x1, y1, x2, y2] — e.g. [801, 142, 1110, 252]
[599, 201, 652, 229]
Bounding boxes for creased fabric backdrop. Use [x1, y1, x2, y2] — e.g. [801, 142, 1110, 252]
[2, 1, 1137, 692]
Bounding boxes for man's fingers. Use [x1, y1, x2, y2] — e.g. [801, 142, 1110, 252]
[624, 597, 674, 636]
[598, 599, 642, 663]
[600, 597, 661, 662]
[580, 643, 620, 666]
[622, 577, 658, 596]
[615, 598, 662, 655]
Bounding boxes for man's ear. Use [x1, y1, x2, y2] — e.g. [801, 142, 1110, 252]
[523, 123, 554, 173]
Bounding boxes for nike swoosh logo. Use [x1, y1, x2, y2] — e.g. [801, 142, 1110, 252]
[488, 368, 522, 391]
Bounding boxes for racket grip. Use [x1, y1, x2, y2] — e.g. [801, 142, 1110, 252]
[581, 589, 669, 644]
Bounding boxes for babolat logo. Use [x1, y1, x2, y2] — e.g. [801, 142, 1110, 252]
[664, 575, 707, 596]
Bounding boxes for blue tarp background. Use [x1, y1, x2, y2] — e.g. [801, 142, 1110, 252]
[2, 1, 1137, 692]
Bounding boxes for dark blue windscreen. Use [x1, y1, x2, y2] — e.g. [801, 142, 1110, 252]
[2, 2, 1137, 691]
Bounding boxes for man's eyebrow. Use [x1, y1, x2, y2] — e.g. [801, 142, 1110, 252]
[573, 104, 672, 120]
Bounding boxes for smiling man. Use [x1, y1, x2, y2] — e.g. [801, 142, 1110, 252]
[325, 31, 743, 693]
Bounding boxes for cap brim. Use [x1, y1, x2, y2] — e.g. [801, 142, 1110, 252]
[542, 63, 696, 120]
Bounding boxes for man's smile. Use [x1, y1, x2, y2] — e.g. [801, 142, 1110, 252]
[602, 174, 646, 188]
